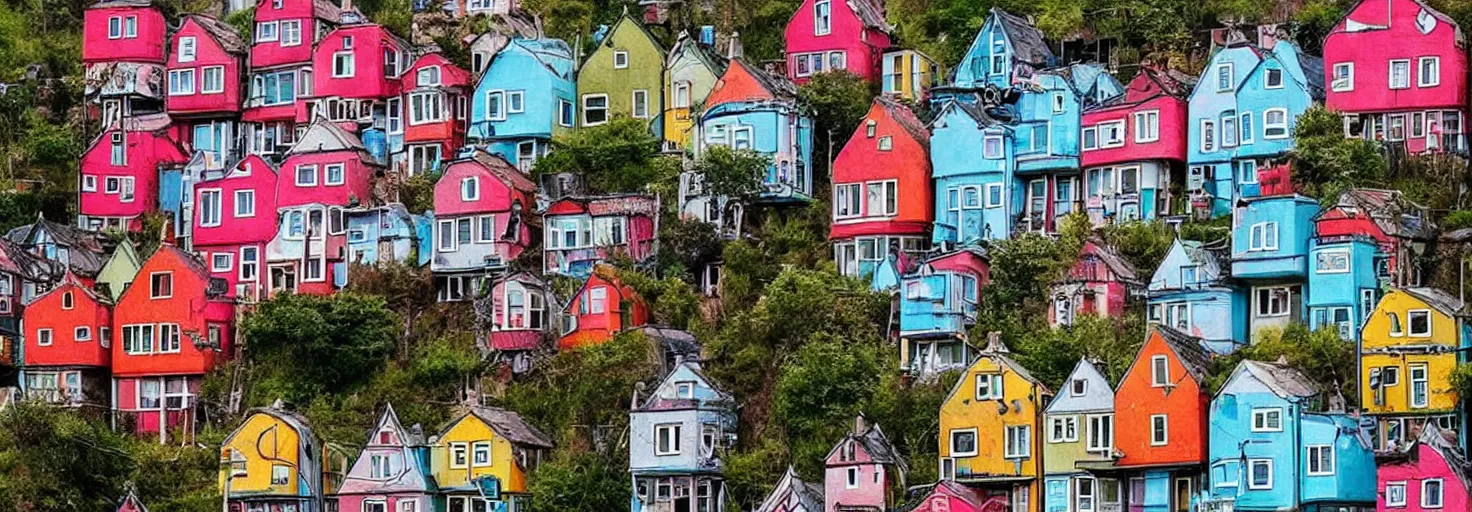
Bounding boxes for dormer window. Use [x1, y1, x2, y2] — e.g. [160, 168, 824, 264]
[378, 430, 393, 444]
[62, 291, 74, 310]
[675, 381, 695, 398]
[461, 177, 479, 201]
[417, 66, 442, 86]
[178, 37, 197, 63]
[1070, 378, 1086, 396]
[865, 120, 877, 138]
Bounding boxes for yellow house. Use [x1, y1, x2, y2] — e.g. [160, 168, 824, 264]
[219, 403, 323, 512]
[1360, 287, 1464, 449]
[662, 31, 727, 150]
[432, 405, 555, 511]
[938, 335, 1051, 512]
[881, 49, 940, 101]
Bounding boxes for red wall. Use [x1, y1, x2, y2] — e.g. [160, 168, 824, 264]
[194, 156, 282, 247]
[23, 281, 112, 368]
[83, 6, 167, 64]
[276, 150, 376, 208]
[79, 128, 189, 220]
[312, 25, 403, 100]
[830, 100, 932, 240]
[557, 273, 648, 349]
[436, 159, 531, 217]
[1114, 329, 1209, 467]
[1324, 0, 1469, 113]
[783, 0, 891, 83]
[1081, 75, 1188, 168]
[166, 18, 244, 115]
[250, 0, 316, 68]
[111, 246, 234, 377]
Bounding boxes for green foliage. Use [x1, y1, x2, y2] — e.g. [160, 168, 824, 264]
[1099, 220, 1176, 276]
[533, 117, 672, 194]
[1012, 314, 1147, 387]
[797, 72, 875, 189]
[774, 335, 885, 473]
[1179, 216, 1231, 243]
[1291, 105, 1389, 198]
[986, 231, 1078, 310]
[1443, 210, 1472, 231]
[1448, 363, 1472, 404]
[1205, 324, 1358, 403]
[655, 216, 725, 278]
[225, 8, 256, 45]
[241, 293, 400, 402]
[1293, 0, 1349, 55]
[503, 331, 660, 447]
[399, 170, 438, 214]
[526, 451, 631, 512]
[693, 145, 771, 205]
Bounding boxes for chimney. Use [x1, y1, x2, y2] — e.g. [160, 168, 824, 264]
[854, 414, 866, 434]
[983, 331, 1009, 354]
[726, 31, 742, 60]
[342, 0, 353, 14]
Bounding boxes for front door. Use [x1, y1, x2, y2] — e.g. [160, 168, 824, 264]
[1172, 477, 1193, 512]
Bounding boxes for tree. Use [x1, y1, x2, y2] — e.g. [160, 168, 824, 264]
[526, 451, 630, 512]
[693, 145, 771, 208]
[240, 293, 400, 402]
[0, 403, 133, 511]
[1290, 105, 1388, 197]
[797, 72, 875, 189]
[532, 117, 672, 194]
[1205, 324, 1358, 403]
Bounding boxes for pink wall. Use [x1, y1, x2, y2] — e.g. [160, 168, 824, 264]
[824, 441, 886, 512]
[1325, 0, 1469, 113]
[434, 160, 530, 216]
[783, 0, 891, 83]
[337, 495, 426, 512]
[83, 6, 167, 64]
[313, 25, 403, 100]
[250, 0, 316, 68]
[276, 151, 375, 208]
[167, 18, 244, 115]
[1377, 443, 1469, 512]
[115, 376, 203, 434]
[80, 128, 188, 219]
[1081, 94, 1188, 167]
[194, 156, 281, 247]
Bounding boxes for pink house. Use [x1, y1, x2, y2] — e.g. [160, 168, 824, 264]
[244, 0, 348, 154]
[783, 0, 892, 84]
[755, 467, 825, 512]
[824, 415, 907, 512]
[543, 194, 659, 276]
[1048, 238, 1141, 326]
[1324, 0, 1469, 152]
[193, 155, 280, 301]
[83, 0, 167, 65]
[907, 480, 1001, 512]
[1079, 66, 1192, 225]
[334, 404, 434, 512]
[430, 151, 537, 300]
[78, 114, 189, 231]
[1376, 424, 1469, 512]
[401, 53, 471, 175]
[168, 15, 248, 171]
[250, 0, 345, 69]
[303, 23, 407, 130]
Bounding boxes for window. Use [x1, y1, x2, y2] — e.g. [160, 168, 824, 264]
[983, 135, 1004, 159]
[1086, 414, 1113, 452]
[878, 135, 893, 151]
[613, 50, 629, 69]
[1408, 309, 1431, 336]
[1410, 364, 1429, 408]
[985, 183, 1003, 208]
[197, 189, 222, 227]
[559, 100, 575, 127]
[1316, 250, 1350, 273]
[82, 175, 97, 192]
[1255, 287, 1292, 317]
[270, 465, 290, 485]
[109, 16, 122, 38]
[814, 0, 831, 35]
[1265, 68, 1282, 88]
[1248, 459, 1272, 489]
[1053, 94, 1065, 113]
[1004, 425, 1030, 458]
[333, 51, 355, 78]
[582, 95, 608, 126]
[1200, 120, 1215, 152]
[75, 326, 91, 341]
[975, 373, 1003, 400]
[472, 441, 492, 466]
[416, 65, 442, 86]
[385, 97, 403, 134]
[122, 324, 155, 354]
[1389, 312, 1404, 336]
[1076, 478, 1096, 512]
[672, 81, 692, 108]
[1390, 59, 1410, 89]
[587, 287, 608, 314]
[150, 272, 172, 299]
[1306, 445, 1334, 475]
[1419, 57, 1440, 87]
[834, 183, 861, 218]
[295, 165, 317, 186]
[158, 323, 181, 352]
[256, 21, 279, 42]
[281, 20, 301, 46]
[1412, 111, 1427, 138]
[1099, 121, 1125, 148]
[324, 164, 345, 186]
[178, 37, 197, 62]
[1238, 112, 1254, 144]
[1216, 64, 1233, 91]
[844, 467, 859, 488]
[449, 442, 468, 468]
[1150, 355, 1169, 386]
[1134, 111, 1159, 142]
[1150, 415, 1168, 445]
[169, 69, 196, 95]
[1385, 482, 1407, 507]
[1071, 378, 1087, 396]
[212, 253, 232, 272]
[632, 90, 649, 118]
[36, 328, 51, 346]
[410, 92, 446, 125]
[1421, 479, 1443, 508]
[1049, 416, 1078, 443]
[655, 424, 681, 455]
[940, 458, 955, 480]
[828, 51, 846, 70]
[460, 177, 479, 201]
[1249, 222, 1279, 250]
[950, 428, 978, 457]
[240, 247, 259, 281]
[1332, 62, 1354, 91]
[200, 66, 225, 94]
[232, 189, 256, 218]
[1082, 127, 1098, 150]
[1222, 115, 1238, 147]
[1251, 408, 1282, 432]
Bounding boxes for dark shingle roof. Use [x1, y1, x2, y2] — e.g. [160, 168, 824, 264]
[186, 14, 248, 55]
[875, 96, 929, 150]
[991, 8, 1054, 67]
[846, 0, 889, 31]
[468, 406, 555, 449]
[735, 58, 797, 100]
[1238, 360, 1318, 399]
[6, 218, 112, 277]
[1153, 324, 1212, 382]
[1404, 287, 1463, 317]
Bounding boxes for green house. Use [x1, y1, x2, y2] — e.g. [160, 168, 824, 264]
[577, 12, 666, 134]
[95, 238, 141, 301]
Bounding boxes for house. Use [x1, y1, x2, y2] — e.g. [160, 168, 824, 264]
[1315, 188, 1435, 287]
[543, 194, 658, 276]
[628, 358, 737, 512]
[465, 16, 543, 78]
[1042, 359, 1118, 512]
[948, 8, 1056, 91]
[1146, 238, 1248, 353]
[937, 334, 1048, 512]
[431, 151, 537, 301]
[1231, 41, 1323, 201]
[1324, 0, 1469, 153]
[112, 245, 234, 442]
[5, 217, 112, 294]
[1359, 287, 1465, 450]
[898, 249, 987, 377]
[823, 414, 907, 511]
[483, 272, 551, 372]
[1049, 239, 1142, 327]
[781, 0, 891, 84]
[1202, 360, 1376, 512]
[83, 0, 169, 125]
[697, 59, 815, 204]
[755, 466, 824, 512]
[167, 15, 248, 172]
[1080, 67, 1193, 225]
[1010, 64, 1124, 234]
[1305, 235, 1382, 341]
[334, 404, 436, 512]
[96, 238, 143, 302]
[430, 404, 554, 512]
[117, 486, 150, 512]
[663, 31, 728, 150]
[577, 13, 665, 133]
[220, 404, 324, 512]
[78, 114, 190, 231]
[343, 203, 428, 269]
[928, 100, 1012, 244]
[245, 0, 349, 158]
[20, 276, 112, 407]
[1087, 325, 1212, 512]
[1230, 194, 1320, 339]
[1186, 34, 1261, 216]
[397, 52, 470, 176]
[904, 480, 999, 512]
[558, 267, 649, 349]
[192, 155, 280, 301]
[306, 23, 408, 135]
[881, 49, 939, 101]
[830, 97, 931, 279]
[1375, 424, 1469, 512]
[467, 38, 575, 173]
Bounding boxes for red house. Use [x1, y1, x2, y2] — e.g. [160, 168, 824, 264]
[1048, 238, 1141, 326]
[783, 0, 892, 84]
[400, 53, 471, 175]
[830, 97, 931, 278]
[1079, 66, 1192, 226]
[1324, 0, 1469, 152]
[244, 0, 349, 155]
[558, 267, 649, 350]
[21, 275, 113, 407]
[304, 23, 408, 130]
[1314, 188, 1435, 287]
[430, 150, 537, 301]
[83, 0, 169, 126]
[78, 114, 189, 232]
[112, 245, 234, 442]
[167, 15, 248, 169]
[543, 194, 659, 276]
[192, 155, 281, 301]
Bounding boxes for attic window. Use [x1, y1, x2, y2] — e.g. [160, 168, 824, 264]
[150, 272, 173, 299]
[378, 430, 393, 444]
[62, 291, 74, 310]
[1070, 378, 1086, 396]
[417, 66, 442, 86]
[1265, 68, 1283, 89]
[866, 120, 877, 138]
[878, 136, 892, 151]
[613, 51, 629, 69]
[675, 381, 695, 398]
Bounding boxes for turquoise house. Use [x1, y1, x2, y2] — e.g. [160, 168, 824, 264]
[1203, 360, 1376, 512]
[1147, 238, 1248, 353]
[344, 204, 433, 268]
[697, 60, 814, 204]
[467, 38, 576, 172]
[1230, 194, 1319, 339]
[1011, 65, 1123, 233]
[930, 100, 1013, 244]
[1187, 37, 1262, 216]
[1305, 236, 1382, 342]
[948, 8, 1056, 91]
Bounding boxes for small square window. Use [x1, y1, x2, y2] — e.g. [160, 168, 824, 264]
[613, 51, 629, 69]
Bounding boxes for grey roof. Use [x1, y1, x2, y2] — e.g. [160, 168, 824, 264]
[756, 466, 824, 512]
[1075, 238, 1141, 284]
[874, 96, 929, 150]
[933, 99, 1004, 129]
[1297, 52, 1325, 96]
[1329, 188, 1436, 240]
[846, 0, 889, 31]
[1404, 287, 1464, 316]
[991, 8, 1054, 67]
[1153, 324, 1212, 382]
[633, 325, 701, 358]
[1406, 423, 1472, 489]
[0, 238, 62, 282]
[467, 406, 555, 449]
[6, 218, 112, 277]
[185, 14, 248, 55]
[734, 58, 797, 101]
[1238, 360, 1318, 399]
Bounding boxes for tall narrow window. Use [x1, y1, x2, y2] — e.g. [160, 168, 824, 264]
[814, 0, 831, 35]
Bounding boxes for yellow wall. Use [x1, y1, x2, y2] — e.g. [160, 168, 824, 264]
[219, 412, 304, 496]
[1360, 290, 1461, 414]
[885, 51, 937, 101]
[939, 355, 1046, 512]
[431, 414, 530, 493]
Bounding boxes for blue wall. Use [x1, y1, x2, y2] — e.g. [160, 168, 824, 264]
[1230, 195, 1319, 280]
[1187, 44, 1262, 215]
[468, 38, 576, 170]
[931, 103, 1013, 244]
[953, 16, 1012, 89]
[898, 271, 978, 339]
[700, 103, 814, 203]
[1306, 237, 1382, 341]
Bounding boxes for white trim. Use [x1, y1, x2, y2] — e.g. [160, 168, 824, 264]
[1250, 407, 1283, 432]
[1332, 62, 1354, 92]
[36, 328, 52, 346]
[1306, 444, 1335, 476]
[1133, 110, 1160, 143]
[613, 50, 630, 69]
[1150, 355, 1169, 386]
[1420, 478, 1444, 509]
[1385, 481, 1408, 508]
[1389, 59, 1411, 90]
[581, 94, 609, 126]
[949, 427, 979, 457]
[1149, 414, 1168, 446]
[1419, 56, 1441, 87]
[1263, 108, 1289, 139]
[654, 423, 682, 455]
[1247, 459, 1273, 490]
[1407, 309, 1433, 337]
[148, 271, 173, 299]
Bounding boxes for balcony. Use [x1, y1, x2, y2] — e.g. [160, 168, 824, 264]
[898, 272, 979, 339]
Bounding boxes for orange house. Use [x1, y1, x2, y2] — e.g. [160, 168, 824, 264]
[112, 245, 235, 442]
[21, 275, 113, 407]
[557, 267, 648, 350]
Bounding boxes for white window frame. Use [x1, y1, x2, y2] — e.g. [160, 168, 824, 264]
[813, 0, 831, 35]
[280, 19, 301, 46]
[201, 66, 225, 94]
[1150, 414, 1168, 446]
[1385, 482, 1407, 507]
[211, 252, 233, 272]
[1407, 309, 1432, 337]
[178, 36, 197, 63]
[1263, 108, 1289, 139]
[168, 69, 196, 96]
[613, 50, 629, 69]
[460, 177, 480, 201]
[1332, 62, 1354, 92]
[1200, 119, 1215, 152]
[654, 423, 682, 456]
[581, 94, 608, 126]
[1315, 249, 1350, 274]
[983, 183, 1004, 208]
[1098, 120, 1126, 148]
[1389, 59, 1411, 90]
[1150, 355, 1169, 386]
[295, 164, 318, 187]
[1419, 57, 1441, 87]
[983, 135, 1005, 159]
[1264, 67, 1283, 89]
[1250, 408, 1282, 432]
[1216, 63, 1234, 91]
[1249, 222, 1279, 251]
[324, 163, 346, 186]
[1134, 111, 1159, 143]
[235, 189, 256, 218]
[1048, 415, 1079, 443]
[632, 89, 649, 119]
[333, 51, 356, 78]
[949, 428, 979, 457]
[1004, 425, 1031, 459]
[1409, 363, 1430, 409]
[1082, 126, 1098, 150]
[1247, 459, 1273, 490]
[198, 188, 223, 227]
[256, 21, 279, 42]
[36, 328, 52, 346]
[1420, 479, 1443, 508]
[1306, 445, 1335, 476]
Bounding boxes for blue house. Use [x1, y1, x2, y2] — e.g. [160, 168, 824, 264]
[697, 59, 814, 204]
[948, 8, 1056, 91]
[1203, 360, 1376, 512]
[1305, 236, 1382, 341]
[466, 38, 576, 172]
[1231, 194, 1320, 339]
[1011, 65, 1123, 233]
[930, 100, 1013, 244]
[1147, 238, 1248, 353]
[629, 358, 737, 512]
[897, 249, 985, 377]
[1187, 37, 1262, 216]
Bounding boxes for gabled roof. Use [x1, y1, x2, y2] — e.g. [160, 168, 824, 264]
[184, 14, 248, 55]
[1403, 287, 1463, 317]
[1069, 238, 1141, 284]
[601, 12, 666, 57]
[1150, 324, 1212, 383]
[464, 405, 555, 449]
[6, 217, 112, 277]
[1322, 188, 1437, 240]
[990, 8, 1053, 66]
[1228, 359, 1319, 400]
[636, 359, 736, 411]
[874, 96, 929, 149]
[845, 0, 890, 31]
[1335, 0, 1463, 41]
[226, 403, 322, 459]
[456, 149, 537, 194]
[824, 415, 909, 474]
[666, 31, 729, 76]
[722, 58, 798, 101]
[0, 237, 62, 283]
[755, 466, 824, 512]
[340, 403, 436, 494]
[1044, 358, 1114, 414]
[930, 99, 1005, 129]
[116, 485, 150, 512]
[286, 119, 369, 155]
[1394, 423, 1472, 490]
[507, 38, 576, 79]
